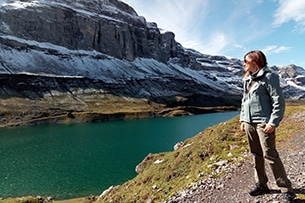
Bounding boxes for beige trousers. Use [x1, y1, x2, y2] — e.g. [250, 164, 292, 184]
[244, 122, 293, 193]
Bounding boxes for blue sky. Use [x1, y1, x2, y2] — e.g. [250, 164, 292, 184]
[122, 0, 305, 68]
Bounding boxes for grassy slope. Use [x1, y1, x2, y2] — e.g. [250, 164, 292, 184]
[0, 101, 304, 203]
[97, 100, 305, 203]
[98, 116, 247, 202]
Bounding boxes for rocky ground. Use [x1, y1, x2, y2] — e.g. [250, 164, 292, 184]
[163, 111, 305, 203]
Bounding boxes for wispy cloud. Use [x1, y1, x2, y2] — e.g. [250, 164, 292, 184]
[122, 0, 211, 50]
[198, 32, 231, 55]
[123, 0, 267, 55]
[123, 0, 209, 30]
[273, 0, 305, 31]
[262, 45, 291, 55]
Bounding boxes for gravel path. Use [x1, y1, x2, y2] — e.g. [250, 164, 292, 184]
[163, 113, 305, 203]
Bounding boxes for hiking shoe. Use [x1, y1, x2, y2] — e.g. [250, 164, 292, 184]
[249, 183, 269, 196]
[282, 192, 296, 203]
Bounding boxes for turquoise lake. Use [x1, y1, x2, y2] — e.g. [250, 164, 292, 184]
[0, 111, 239, 199]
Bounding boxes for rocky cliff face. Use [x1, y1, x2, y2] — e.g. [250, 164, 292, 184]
[0, 0, 304, 112]
[0, 0, 176, 62]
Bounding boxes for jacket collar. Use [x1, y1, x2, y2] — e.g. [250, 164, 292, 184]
[251, 66, 269, 81]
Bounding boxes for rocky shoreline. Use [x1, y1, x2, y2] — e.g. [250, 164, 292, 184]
[0, 95, 239, 128]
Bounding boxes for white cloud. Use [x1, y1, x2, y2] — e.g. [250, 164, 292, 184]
[198, 32, 230, 55]
[121, 0, 211, 48]
[262, 45, 290, 54]
[122, 0, 209, 27]
[273, 0, 305, 29]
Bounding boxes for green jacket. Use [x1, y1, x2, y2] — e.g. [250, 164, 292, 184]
[240, 66, 285, 127]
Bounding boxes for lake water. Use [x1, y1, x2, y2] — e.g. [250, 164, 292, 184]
[0, 111, 238, 200]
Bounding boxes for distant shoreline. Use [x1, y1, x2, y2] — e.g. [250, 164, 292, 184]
[0, 104, 239, 128]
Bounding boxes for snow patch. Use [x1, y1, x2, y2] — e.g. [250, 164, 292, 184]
[1, 0, 40, 9]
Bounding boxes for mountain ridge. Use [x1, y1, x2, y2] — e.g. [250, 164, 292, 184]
[0, 0, 304, 127]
